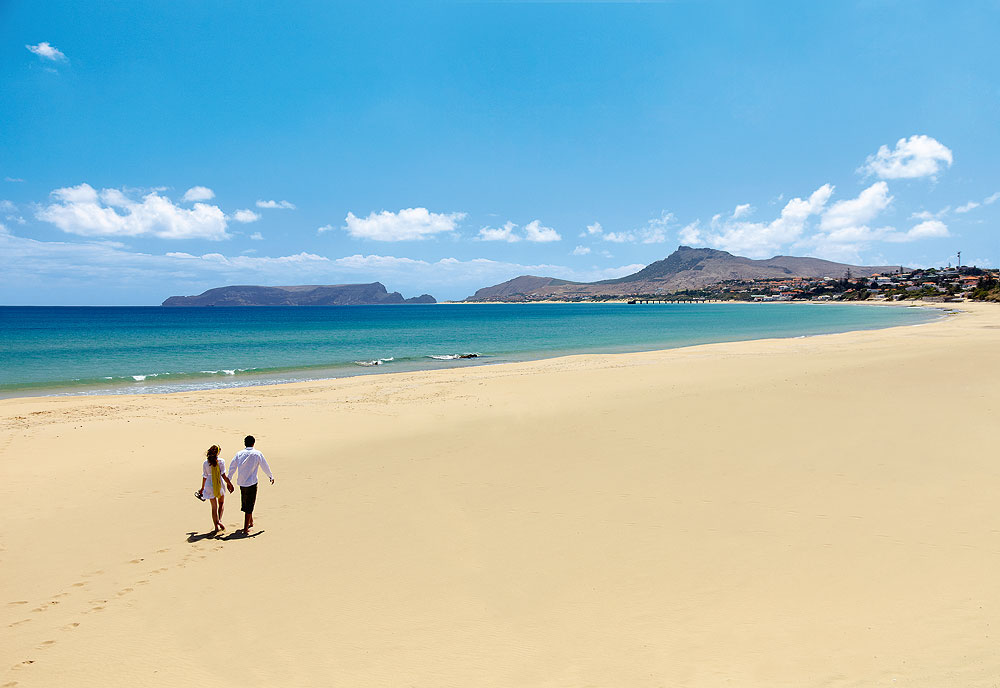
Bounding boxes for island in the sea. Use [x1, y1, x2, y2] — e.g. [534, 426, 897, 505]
[162, 282, 436, 306]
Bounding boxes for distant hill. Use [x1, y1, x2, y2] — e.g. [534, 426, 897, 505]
[162, 282, 436, 306]
[466, 246, 903, 301]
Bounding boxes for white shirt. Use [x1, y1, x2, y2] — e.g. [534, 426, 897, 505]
[228, 447, 274, 487]
[201, 459, 230, 499]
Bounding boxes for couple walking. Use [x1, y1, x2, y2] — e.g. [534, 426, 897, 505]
[197, 435, 275, 535]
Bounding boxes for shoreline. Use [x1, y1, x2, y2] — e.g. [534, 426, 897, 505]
[0, 300, 945, 400]
[3, 301, 998, 687]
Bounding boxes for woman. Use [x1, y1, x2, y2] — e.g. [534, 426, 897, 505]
[197, 445, 234, 532]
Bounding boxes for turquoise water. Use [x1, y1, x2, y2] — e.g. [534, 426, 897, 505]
[0, 304, 939, 397]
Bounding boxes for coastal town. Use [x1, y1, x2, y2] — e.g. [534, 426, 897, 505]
[514, 265, 1000, 304]
[651, 265, 1000, 303]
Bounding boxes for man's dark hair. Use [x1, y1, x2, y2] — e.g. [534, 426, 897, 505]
[244, 435, 255, 447]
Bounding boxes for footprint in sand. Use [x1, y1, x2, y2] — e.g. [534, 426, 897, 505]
[136, 580, 149, 585]
[62, 622, 80, 631]
[156, 548, 169, 553]
[3, 680, 20, 686]
[7, 601, 28, 606]
[116, 588, 134, 597]
[37, 641, 55, 649]
[129, 558, 144, 564]
[71, 582, 86, 588]
[90, 606, 104, 612]
[8, 619, 30, 628]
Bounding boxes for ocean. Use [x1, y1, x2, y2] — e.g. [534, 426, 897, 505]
[0, 303, 940, 397]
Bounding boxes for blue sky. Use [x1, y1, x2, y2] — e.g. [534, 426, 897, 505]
[2, 1, 998, 304]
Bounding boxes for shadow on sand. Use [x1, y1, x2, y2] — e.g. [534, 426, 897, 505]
[221, 529, 264, 541]
[186, 529, 265, 543]
[186, 530, 219, 543]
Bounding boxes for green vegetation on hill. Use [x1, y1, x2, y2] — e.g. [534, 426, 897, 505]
[970, 275, 1000, 302]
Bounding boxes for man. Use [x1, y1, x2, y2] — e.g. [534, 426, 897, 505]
[228, 435, 275, 535]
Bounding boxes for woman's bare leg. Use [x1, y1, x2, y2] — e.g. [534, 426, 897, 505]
[217, 495, 226, 530]
[210, 498, 220, 531]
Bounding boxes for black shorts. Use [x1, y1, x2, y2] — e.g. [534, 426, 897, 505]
[240, 483, 258, 514]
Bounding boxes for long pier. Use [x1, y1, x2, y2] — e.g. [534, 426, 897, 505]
[627, 298, 726, 304]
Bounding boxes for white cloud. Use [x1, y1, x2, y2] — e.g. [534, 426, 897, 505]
[331, 254, 428, 270]
[182, 186, 215, 202]
[5, 177, 24, 183]
[256, 199, 296, 210]
[683, 185, 833, 258]
[1, 200, 25, 225]
[523, 220, 561, 242]
[797, 182, 909, 259]
[956, 191, 1000, 213]
[317, 224, 334, 234]
[232, 209, 261, 223]
[638, 213, 672, 244]
[0, 224, 647, 303]
[329, 254, 641, 286]
[599, 212, 673, 244]
[164, 251, 329, 269]
[26, 42, 66, 61]
[860, 135, 953, 180]
[820, 182, 892, 232]
[583, 222, 603, 236]
[572, 245, 591, 255]
[479, 221, 520, 242]
[36, 183, 230, 240]
[900, 219, 949, 241]
[600, 231, 625, 243]
[678, 221, 701, 246]
[249, 232, 264, 241]
[478, 220, 561, 243]
[910, 206, 949, 220]
[806, 217, 949, 262]
[343, 207, 466, 241]
[732, 203, 753, 219]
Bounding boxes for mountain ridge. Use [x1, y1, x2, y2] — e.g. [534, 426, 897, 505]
[466, 246, 904, 301]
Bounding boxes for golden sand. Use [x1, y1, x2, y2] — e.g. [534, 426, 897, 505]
[2, 302, 999, 687]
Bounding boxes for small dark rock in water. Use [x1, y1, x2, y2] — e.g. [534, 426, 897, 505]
[459, 353, 479, 359]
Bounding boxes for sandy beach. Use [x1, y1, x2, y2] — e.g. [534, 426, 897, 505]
[2, 302, 999, 687]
